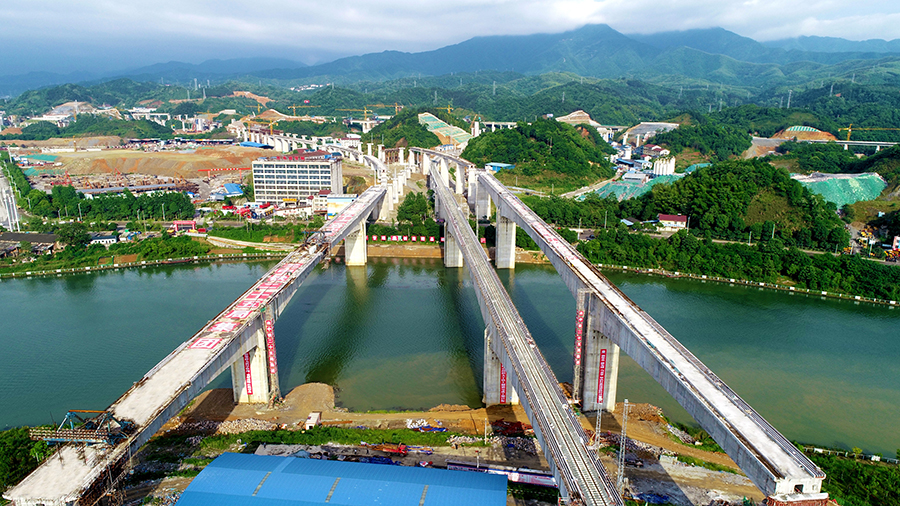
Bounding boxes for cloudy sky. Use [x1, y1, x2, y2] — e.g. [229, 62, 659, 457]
[1, 0, 898, 74]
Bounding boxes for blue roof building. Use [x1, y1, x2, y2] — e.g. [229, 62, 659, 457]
[176, 453, 508, 506]
[222, 183, 244, 197]
[485, 162, 515, 172]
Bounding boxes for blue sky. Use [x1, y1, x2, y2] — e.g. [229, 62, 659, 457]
[1, 0, 898, 74]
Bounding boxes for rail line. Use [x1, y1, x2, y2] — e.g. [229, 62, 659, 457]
[432, 171, 622, 505]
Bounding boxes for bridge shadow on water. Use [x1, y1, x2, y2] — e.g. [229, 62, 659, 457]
[435, 265, 487, 407]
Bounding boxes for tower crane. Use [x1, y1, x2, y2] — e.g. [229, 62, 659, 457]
[367, 103, 405, 114]
[289, 105, 320, 116]
[838, 124, 900, 141]
[336, 107, 373, 121]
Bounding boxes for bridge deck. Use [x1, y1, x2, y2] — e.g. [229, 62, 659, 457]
[5, 186, 387, 506]
[432, 172, 622, 505]
[477, 171, 824, 496]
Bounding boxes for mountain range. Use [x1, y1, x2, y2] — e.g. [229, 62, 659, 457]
[2, 25, 899, 97]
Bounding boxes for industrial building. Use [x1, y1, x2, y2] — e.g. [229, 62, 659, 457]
[251, 152, 343, 205]
[176, 452, 508, 506]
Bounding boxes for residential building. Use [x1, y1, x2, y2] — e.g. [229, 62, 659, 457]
[251, 153, 343, 205]
[658, 214, 688, 231]
[90, 234, 118, 247]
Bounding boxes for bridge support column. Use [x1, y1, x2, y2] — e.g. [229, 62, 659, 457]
[495, 214, 516, 269]
[455, 163, 464, 194]
[398, 147, 405, 164]
[345, 221, 367, 266]
[440, 158, 450, 188]
[378, 144, 384, 162]
[580, 296, 620, 412]
[443, 227, 463, 268]
[474, 181, 491, 221]
[483, 329, 519, 405]
[378, 186, 394, 221]
[367, 143, 373, 157]
[231, 325, 270, 404]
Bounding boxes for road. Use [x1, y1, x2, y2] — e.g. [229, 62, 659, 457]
[0, 169, 19, 231]
[561, 178, 614, 199]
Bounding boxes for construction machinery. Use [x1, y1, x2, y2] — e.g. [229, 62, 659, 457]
[838, 124, 900, 141]
[247, 118, 280, 135]
[289, 105, 320, 116]
[367, 103, 405, 115]
[30, 410, 134, 446]
[337, 107, 374, 121]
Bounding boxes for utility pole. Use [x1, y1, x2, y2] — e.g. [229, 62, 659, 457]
[617, 399, 629, 495]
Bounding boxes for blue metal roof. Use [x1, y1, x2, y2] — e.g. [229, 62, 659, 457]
[176, 453, 507, 506]
[223, 183, 244, 196]
[240, 141, 272, 148]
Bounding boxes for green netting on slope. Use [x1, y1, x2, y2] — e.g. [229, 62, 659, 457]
[796, 174, 887, 207]
[22, 167, 63, 176]
[579, 174, 683, 201]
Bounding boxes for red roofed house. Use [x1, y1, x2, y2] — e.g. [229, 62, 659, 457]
[658, 214, 688, 231]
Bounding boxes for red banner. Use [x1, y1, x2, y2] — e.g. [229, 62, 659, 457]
[574, 310, 584, 366]
[243, 352, 253, 396]
[596, 348, 607, 404]
[264, 319, 278, 376]
[500, 364, 508, 404]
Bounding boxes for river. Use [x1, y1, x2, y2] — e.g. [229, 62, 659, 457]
[0, 258, 897, 455]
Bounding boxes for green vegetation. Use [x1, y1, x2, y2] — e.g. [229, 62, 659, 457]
[207, 221, 324, 243]
[669, 423, 724, 453]
[198, 426, 482, 454]
[578, 229, 900, 301]
[2, 116, 172, 141]
[20, 184, 195, 221]
[462, 118, 615, 193]
[650, 119, 751, 161]
[809, 453, 900, 506]
[364, 108, 442, 148]
[675, 455, 739, 474]
[0, 235, 215, 275]
[709, 105, 831, 138]
[275, 120, 349, 138]
[0, 428, 49, 492]
[771, 141, 860, 173]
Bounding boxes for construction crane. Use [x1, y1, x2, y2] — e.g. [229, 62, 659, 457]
[289, 104, 320, 116]
[337, 107, 373, 121]
[838, 124, 900, 141]
[247, 118, 279, 135]
[367, 103, 404, 114]
[436, 104, 454, 115]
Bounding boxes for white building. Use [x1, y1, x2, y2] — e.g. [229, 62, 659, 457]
[251, 153, 343, 205]
[652, 156, 676, 176]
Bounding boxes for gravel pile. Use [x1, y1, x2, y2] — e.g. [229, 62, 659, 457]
[602, 432, 674, 458]
[215, 418, 277, 434]
[666, 424, 695, 444]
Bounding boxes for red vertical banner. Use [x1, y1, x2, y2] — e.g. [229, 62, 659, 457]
[499, 364, 508, 404]
[264, 319, 278, 376]
[596, 348, 607, 404]
[574, 310, 584, 366]
[243, 352, 253, 395]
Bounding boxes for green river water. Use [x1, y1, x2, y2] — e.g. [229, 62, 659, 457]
[1, 258, 897, 455]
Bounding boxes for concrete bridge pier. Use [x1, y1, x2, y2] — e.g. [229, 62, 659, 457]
[483, 328, 520, 405]
[440, 158, 450, 188]
[230, 321, 270, 404]
[344, 221, 368, 266]
[443, 228, 463, 268]
[397, 147, 405, 164]
[495, 212, 517, 269]
[455, 164, 465, 194]
[408, 150, 415, 169]
[379, 185, 394, 221]
[367, 143, 373, 157]
[378, 144, 384, 162]
[578, 293, 620, 413]
[471, 180, 491, 221]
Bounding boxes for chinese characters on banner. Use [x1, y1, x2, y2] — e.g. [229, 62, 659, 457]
[264, 319, 278, 376]
[597, 349, 607, 404]
[243, 352, 253, 395]
[574, 310, 584, 366]
[500, 364, 508, 404]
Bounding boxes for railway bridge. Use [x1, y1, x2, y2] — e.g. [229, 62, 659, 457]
[6, 146, 826, 506]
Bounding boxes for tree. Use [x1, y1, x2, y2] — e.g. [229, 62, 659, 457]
[57, 222, 90, 249]
[397, 192, 429, 226]
[851, 446, 863, 457]
[18, 241, 32, 256]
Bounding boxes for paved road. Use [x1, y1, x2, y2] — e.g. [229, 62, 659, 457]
[0, 170, 18, 231]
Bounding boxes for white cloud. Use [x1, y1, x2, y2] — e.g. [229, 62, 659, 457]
[0, 0, 898, 73]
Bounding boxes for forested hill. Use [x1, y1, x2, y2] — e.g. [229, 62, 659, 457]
[462, 118, 614, 177]
[628, 160, 850, 250]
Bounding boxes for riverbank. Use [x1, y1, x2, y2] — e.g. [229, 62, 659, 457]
[0, 251, 287, 280]
[595, 262, 899, 307]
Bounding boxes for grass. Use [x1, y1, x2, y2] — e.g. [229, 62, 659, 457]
[745, 189, 805, 231]
[676, 455, 739, 474]
[494, 170, 595, 194]
[849, 198, 900, 223]
[508, 482, 559, 502]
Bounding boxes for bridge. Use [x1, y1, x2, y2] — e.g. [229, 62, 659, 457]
[6, 143, 827, 506]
